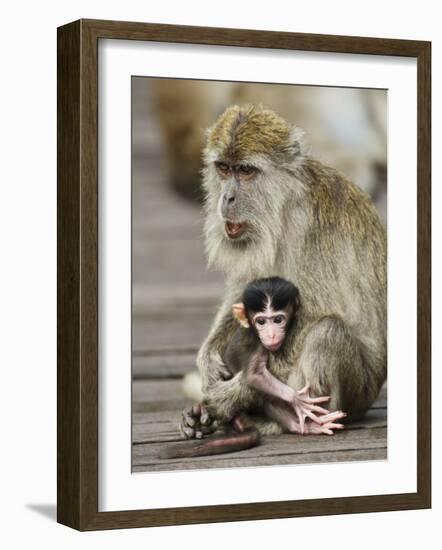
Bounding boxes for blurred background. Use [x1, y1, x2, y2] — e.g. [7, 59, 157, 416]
[131, 77, 387, 471]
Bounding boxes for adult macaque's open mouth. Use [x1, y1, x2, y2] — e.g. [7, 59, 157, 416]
[225, 221, 246, 239]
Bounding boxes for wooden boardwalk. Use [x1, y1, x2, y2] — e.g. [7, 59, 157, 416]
[131, 78, 387, 473]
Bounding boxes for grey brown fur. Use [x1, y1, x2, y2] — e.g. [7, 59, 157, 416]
[191, 104, 386, 436]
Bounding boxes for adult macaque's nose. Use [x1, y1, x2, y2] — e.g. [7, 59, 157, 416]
[224, 192, 235, 205]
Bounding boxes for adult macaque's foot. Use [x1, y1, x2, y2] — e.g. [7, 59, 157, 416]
[179, 403, 218, 439]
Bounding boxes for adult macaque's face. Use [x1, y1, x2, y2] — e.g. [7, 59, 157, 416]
[252, 308, 289, 352]
[214, 161, 260, 240]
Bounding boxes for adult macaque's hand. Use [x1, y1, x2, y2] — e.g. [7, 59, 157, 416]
[179, 403, 218, 440]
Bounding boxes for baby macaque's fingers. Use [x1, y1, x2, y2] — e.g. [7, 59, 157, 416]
[295, 406, 306, 434]
[326, 423, 344, 430]
[298, 384, 310, 395]
[313, 424, 334, 435]
[303, 409, 323, 425]
[306, 404, 330, 415]
[195, 430, 203, 439]
[318, 411, 347, 423]
[305, 395, 331, 404]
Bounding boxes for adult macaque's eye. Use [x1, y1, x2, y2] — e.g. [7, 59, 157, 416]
[215, 162, 230, 175]
[239, 165, 256, 176]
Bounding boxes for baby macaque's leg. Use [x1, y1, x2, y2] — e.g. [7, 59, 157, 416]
[180, 403, 218, 439]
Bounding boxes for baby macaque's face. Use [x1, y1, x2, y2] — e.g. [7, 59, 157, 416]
[251, 305, 290, 352]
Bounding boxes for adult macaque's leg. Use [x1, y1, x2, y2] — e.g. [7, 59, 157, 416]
[289, 316, 385, 420]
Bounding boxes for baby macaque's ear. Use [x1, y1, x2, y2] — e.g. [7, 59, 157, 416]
[232, 303, 250, 328]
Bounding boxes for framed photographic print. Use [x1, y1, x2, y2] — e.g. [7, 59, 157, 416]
[57, 19, 431, 530]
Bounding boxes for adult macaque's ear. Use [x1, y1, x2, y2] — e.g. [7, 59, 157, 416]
[232, 303, 250, 328]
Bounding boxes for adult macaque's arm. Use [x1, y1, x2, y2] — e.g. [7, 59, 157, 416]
[203, 371, 259, 423]
[196, 296, 240, 392]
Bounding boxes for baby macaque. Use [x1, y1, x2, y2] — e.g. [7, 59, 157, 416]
[224, 277, 346, 435]
[160, 278, 345, 459]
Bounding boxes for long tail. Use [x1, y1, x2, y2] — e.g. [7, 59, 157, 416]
[159, 427, 260, 459]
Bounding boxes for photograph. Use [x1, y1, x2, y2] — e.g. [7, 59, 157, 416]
[131, 77, 388, 473]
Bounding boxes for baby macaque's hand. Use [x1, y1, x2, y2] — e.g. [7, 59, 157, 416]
[287, 410, 346, 435]
[303, 416, 346, 435]
[292, 384, 341, 434]
[180, 403, 218, 440]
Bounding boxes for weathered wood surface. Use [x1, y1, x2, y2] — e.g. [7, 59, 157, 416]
[132, 379, 387, 472]
[131, 78, 387, 473]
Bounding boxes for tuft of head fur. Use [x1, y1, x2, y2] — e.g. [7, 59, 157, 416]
[204, 104, 304, 166]
[242, 276, 300, 315]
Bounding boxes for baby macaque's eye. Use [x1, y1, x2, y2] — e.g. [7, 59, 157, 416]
[274, 316, 285, 324]
[256, 318, 266, 326]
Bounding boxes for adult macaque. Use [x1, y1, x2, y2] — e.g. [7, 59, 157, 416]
[162, 278, 344, 459]
[182, 104, 387, 437]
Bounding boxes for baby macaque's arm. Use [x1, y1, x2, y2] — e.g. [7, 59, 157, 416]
[244, 350, 342, 433]
[244, 350, 294, 401]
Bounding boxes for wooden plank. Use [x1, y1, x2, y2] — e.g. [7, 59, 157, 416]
[133, 427, 388, 462]
[132, 372, 387, 473]
[132, 427, 387, 471]
[133, 353, 196, 379]
[133, 379, 184, 401]
[132, 379, 387, 472]
[132, 380, 190, 413]
[132, 447, 387, 472]
[132, 310, 214, 352]
[132, 289, 221, 312]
